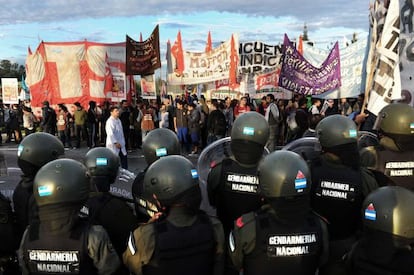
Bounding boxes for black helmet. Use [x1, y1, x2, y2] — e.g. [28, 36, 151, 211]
[230, 112, 269, 165]
[34, 159, 90, 207]
[142, 128, 180, 165]
[259, 150, 311, 198]
[18, 132, 65, 176]
[374, 103, 414, 135]
[84, 147, 119, 191]
[362, 186, 414, 240]
[316, 115, 358, 148]
[143, 155, 200, 209]
[373, 103, 414, 150]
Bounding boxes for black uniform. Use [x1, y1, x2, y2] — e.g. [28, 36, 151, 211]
[310, 154, 378, 273]
[229, 205, 329, 275]
[361, 145, 414, 190]
[82, 192, 139, 257]
[207, 158, 262, 236]
[19, 219, 120, 275]
[13, 176, 39, 240]
[346, 231, 414, 275]
[0, 193, 19, 274]
[123, 207, 225, 275]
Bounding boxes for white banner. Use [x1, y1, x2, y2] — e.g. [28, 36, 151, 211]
[141, 74, 157, 100]
[1, 78, 19, 104]
[238, 41, 282, 74]
[367, 0, 401, 115]
[303, 37, 367, 99]
[399, 0, 414, 106]
[168, 35, 239, 85]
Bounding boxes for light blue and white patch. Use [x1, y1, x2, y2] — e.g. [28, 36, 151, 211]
[38, 185, 53, 197]
[156, 147, 167, 157]
[243, 127, 255, 136]
[191, 169, 199, 179]
[96, 157, 108, 166]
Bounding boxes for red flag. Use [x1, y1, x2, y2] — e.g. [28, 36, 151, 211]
[139, 32, 143, 42]
[171, 31, 184, 76]
[228, 34, 239, 89]
[104, 52, 113, 96]
[205, 31, 212, 53]
[298, 35, 303, 55]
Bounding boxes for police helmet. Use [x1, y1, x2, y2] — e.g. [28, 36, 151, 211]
[362, 186, 414, 240]
[84, 147, 119, 184]
[18, 132, 65, 176]
[34, 159, 90, 207]
[316, 115, 358, 148]
[259, 150, 311, 198]
[230, 112, 269, 164]
[143, 155, 200, 208]
[142, 128, 180, 165]
[373, 103, 414, 136]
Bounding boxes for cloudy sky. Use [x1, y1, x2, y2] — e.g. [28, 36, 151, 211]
[0, 0, 370, 65]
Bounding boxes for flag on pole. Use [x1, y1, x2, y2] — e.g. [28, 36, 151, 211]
[364, 0, 401, 116]
[171, 31, 185, 76]
[298, 35, 303, 55]
[228, 34, 239, 89]
[205, 31, 212, 53]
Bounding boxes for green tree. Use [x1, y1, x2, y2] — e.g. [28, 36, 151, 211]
[0, 59, 25, 84]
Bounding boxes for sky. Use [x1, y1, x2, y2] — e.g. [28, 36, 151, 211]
[0, 0, 371, 66]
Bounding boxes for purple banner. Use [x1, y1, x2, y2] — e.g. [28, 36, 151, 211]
[279, 34, 341, 95]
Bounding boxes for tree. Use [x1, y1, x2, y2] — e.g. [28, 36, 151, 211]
[0, 59, 25, 84]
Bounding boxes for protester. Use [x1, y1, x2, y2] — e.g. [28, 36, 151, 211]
[105, 106, 128, 169]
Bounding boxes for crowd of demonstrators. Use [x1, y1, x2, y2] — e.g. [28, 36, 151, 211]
[2, 94, 414, 275]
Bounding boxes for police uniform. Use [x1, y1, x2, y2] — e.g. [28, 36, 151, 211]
[13, 177, 39, 240]
[123, 207, 225, 275]
[18, 221, 120, 275]
[361, 142, 414, 190]
[310, 154, 378, 240]
[83, 192, 139, 257]
[345, 186, 414, 275]
[360, 103, 414, 191]
[207, 159, 263, 236]
[18, 158, 120, 275]
[229, 205, 329, 275]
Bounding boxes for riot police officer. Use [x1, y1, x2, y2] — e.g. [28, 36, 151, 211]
[83, 147, 138, 260]
[345, 186, 414, 274]
[229, 150, 329, 275]
[310, 115, 378, 274]
[207, 111, 270, 236]
[13, 132, 65, 241]
[131, 128, 181, 222]
[360, 103, 414, 190]
[18, 158, 120, 274]
[0, 193, 19, 274]
[123, 155, 225, 275]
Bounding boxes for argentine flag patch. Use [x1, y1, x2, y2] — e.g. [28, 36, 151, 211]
[295, 170, 307, 190]
[348, 129, 357, 138]
[365, 203, 376, 221]
[243, 127, 255, 136]
[38, 185, 53, 197]
[191, 169, 199, 179]
[96, 157, 108, 166]
[156, 147, 167, 157]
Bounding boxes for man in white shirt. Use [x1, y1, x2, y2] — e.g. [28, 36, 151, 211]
[265, 93, 280, 152]
[105, 106, 128, 169]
